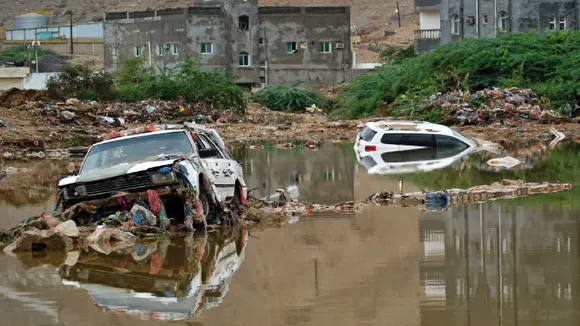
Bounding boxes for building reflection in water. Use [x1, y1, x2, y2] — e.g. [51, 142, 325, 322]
[419, 202, 580, 326]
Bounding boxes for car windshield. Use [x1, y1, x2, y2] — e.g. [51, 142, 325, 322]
[80, 132, 194, 173]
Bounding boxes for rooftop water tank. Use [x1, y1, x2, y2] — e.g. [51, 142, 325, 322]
[15, 13, 49, 29]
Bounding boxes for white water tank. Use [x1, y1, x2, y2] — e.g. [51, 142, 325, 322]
[15, 13, 49, 29]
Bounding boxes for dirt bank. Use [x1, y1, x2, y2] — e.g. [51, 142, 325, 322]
[2, 89, 579, 159]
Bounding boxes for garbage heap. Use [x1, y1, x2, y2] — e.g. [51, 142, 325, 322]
[422, 88, 566, 126]
[0, 179, 572, 253]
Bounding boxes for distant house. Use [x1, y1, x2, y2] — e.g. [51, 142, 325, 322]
[414, 0, 575, 54]
[102, 0, 353, 88]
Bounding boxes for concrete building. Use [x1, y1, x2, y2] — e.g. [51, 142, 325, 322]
[102, 1, 352, 87]
[0, 67, 30, 90]
[414, 0, 577, 53]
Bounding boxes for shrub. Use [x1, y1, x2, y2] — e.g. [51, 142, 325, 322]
[0, 45, 44, 62]
[250, 85, 329, 112]
[338, 31, 580, 119]
[113, 56, 246, 114]
[46, 61, 116, 100]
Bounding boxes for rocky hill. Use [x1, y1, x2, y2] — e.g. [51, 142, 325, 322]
[0, 0, 418, 62]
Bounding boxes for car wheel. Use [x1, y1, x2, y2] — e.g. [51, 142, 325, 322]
[193, 189, 218, 228]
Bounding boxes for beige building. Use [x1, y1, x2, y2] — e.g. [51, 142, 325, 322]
[0, 66, 30, 90]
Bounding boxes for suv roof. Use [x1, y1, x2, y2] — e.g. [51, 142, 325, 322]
[366, 120, 453, 135]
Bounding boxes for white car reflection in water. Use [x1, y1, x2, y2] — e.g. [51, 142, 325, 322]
[58, 229, 248, 321]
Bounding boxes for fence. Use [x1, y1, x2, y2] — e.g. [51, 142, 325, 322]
[4, 23, 103, 41]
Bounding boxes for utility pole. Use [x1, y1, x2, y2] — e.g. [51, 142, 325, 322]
[66, 10, 73, 54]
[396, 2, 401, 28]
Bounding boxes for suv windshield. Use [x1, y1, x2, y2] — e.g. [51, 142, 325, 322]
[81, 132, 194, 173]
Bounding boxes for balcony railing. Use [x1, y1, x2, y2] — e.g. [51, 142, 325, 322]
[414, 29, 441, 40]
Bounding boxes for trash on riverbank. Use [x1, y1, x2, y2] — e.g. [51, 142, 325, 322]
[416, 88, 568, 126]
[0, 179, 572, 252]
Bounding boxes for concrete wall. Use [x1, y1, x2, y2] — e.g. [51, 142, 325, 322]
[104, 10, 188, 71]
[103, 4, 352, 86]
[1, 39, 104, 56]
[0, 67, 29, 90]
[420, 10, 441, 29]
[259, 7, 351, 85]
[23, 72, 58, 90]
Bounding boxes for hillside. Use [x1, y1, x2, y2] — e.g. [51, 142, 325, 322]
[0, 0, 418, 63]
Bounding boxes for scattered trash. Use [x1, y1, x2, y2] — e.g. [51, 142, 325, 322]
[3, 228, 74, 253]
[128, 204, 157, 226]
[60, 110, 77, 121]
[54, 220, 80, 238]
[86, 228, 137, 255]
[487, 156, 522, 169]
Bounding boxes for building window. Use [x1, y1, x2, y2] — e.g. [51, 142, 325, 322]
[238, 52, 250, 66]
[549, 16, 556, 31]
[286, 42, 297, 53]
[482, 15, 488, 24]
[134, 45, 141, 57]
[201, 43, 213, 54]
[451, 14, 460, 35]
[239, 15, 249, 31]
[320, 42, 331, 53]
[559, 16, 567, 30]
[113, 46, 119, 57]
[259, 37, 264, 45]
[171, 43, 178, 55]
[498, 11, 508, 32]
[156, 44, 163, 56]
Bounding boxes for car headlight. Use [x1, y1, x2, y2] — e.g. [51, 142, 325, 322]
[151, 171, 176, 185]
[62, 185, 87, 200]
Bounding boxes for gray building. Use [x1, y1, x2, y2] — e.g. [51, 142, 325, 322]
[414, 0, 577, 53]
[103, 1, 352, 87]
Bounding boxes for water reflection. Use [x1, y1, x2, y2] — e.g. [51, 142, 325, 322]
[58, 229, 247, 321]
[420, 202, 580, 326]
[356, 139, 565, 175]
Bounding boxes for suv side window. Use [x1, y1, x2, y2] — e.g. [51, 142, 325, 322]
[400, 134, 436, 147]
[380, 133, 403, 144]
[435, 135, 468, 149]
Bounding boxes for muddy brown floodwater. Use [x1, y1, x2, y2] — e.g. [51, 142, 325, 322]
[1, 141, 580, 325]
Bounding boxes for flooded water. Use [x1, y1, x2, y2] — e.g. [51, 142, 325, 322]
[1, 140, 580, 325]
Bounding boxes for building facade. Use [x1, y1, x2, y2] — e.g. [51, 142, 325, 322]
[414, 0, 577, 53]
[103, 1, 352, 87]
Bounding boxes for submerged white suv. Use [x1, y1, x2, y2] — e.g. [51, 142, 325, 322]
[354, 121, 478, 174]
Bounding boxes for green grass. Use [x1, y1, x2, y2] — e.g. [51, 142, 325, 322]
[336, 31, 580, 119]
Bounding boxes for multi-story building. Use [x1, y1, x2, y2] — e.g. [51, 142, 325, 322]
[414, 0, 576, 53]
[102, 0, 352, 88]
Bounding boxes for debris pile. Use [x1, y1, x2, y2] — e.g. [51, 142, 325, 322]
[0, 179, 572, 252]
[423, 88, 567, 126]
[367, 179, 572, 211]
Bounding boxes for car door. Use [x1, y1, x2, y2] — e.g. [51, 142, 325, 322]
[196, 133, 237, 199]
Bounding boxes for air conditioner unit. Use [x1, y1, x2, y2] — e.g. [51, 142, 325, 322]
[165, 43, 171, 50]
[335, 42, 344, 49]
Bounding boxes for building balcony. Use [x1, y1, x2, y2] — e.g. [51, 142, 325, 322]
[414, 29, 441, 40]
[414, 29, 441, 54]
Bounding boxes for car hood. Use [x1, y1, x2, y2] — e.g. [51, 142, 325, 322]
[59, 160, 178, 186]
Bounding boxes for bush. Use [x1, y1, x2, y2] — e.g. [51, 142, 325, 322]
[337, 31, 580, 119]
[46, 62, 116, 100]
[0, 45, 44, 62]
[250, 85, 329, 112]
[113, 56, 246, 114]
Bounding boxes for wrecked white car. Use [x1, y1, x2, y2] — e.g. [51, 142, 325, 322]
[55, 124, 248, 229]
